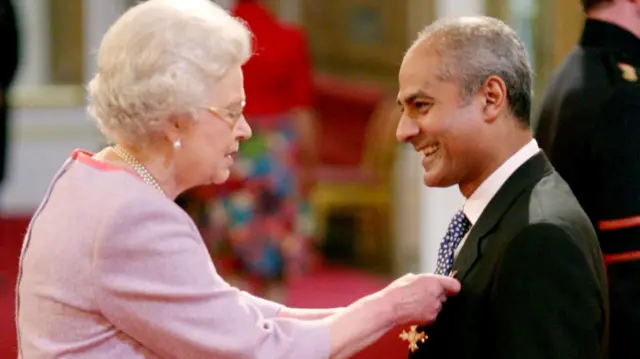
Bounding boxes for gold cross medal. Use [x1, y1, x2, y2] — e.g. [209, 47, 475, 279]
[399, 325, 427, 352]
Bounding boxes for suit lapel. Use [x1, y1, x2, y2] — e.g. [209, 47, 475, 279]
[453, 152, 554, 281]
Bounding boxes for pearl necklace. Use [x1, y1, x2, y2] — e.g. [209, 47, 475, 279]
[112, 145, 166, 196]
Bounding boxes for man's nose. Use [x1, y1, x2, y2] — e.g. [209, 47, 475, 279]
[396, 115, 419, 143]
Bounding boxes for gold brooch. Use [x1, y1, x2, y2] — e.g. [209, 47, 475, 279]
[399, 325, 427, 352]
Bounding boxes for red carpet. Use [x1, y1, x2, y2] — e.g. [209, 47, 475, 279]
[0, 216, 407, 358]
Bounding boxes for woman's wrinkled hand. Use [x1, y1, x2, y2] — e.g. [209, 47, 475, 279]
[382, 273, 461, 326]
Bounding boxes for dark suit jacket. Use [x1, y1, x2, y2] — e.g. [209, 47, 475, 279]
[534, 20, 640, 359]
[409, 153, 608, 359]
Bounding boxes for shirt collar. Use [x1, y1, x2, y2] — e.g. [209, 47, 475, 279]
[463, 139, 540, 225]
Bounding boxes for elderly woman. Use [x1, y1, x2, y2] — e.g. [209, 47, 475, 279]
[15, 1, 460, 358]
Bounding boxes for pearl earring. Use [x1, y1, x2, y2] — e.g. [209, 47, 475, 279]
[173, 140, 181, 149]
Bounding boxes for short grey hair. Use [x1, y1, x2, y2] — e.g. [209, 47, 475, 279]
[415, 16, 532, 126]
[87, 0, 252, 147]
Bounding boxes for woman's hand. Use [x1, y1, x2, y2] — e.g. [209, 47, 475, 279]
[381, 273, 461, 326]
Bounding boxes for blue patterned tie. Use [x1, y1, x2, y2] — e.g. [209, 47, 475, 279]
[435, 210, 472, 275]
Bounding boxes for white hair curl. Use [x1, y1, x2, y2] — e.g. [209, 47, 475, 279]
[87, 0, 252, 147]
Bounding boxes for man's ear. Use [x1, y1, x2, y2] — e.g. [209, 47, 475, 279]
[481, 75, 507, 123]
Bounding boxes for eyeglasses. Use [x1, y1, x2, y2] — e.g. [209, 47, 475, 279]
[206, 100, 245, 128]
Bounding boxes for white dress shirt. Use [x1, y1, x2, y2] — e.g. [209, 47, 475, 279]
[454, 139, 541, 257]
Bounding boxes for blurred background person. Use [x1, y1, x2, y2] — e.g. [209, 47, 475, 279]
[180, 0, 319, 300]
[0, 0, 19, 193]
[535, 1, 640, 357]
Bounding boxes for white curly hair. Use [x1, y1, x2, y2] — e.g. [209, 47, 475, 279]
[87, 0, 252, 148]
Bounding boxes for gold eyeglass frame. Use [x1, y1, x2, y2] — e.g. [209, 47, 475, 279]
[206, 100, 246, 128]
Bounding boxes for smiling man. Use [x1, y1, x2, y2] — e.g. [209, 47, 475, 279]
[396, 16, 609, 359]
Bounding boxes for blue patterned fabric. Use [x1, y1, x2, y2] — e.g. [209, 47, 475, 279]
[435, 210, 471, 275]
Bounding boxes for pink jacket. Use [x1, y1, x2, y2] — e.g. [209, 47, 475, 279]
[16, 150, 330, 358]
